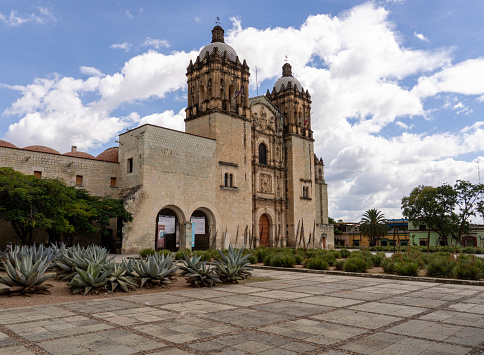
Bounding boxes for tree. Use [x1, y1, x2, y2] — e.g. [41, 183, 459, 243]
[402, 181, 484, 246]
[360, 209, 387, 246]
[0, 167, 132, 245]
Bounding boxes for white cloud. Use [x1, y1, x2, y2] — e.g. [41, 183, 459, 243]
[3, 2, 484, 221]
[414, 31, 429, 41]
[0, 7, 56, 26]
[141, 37, 170, 49]
[79, 66, 104, 77]
[111, 42, 132, 52]
[137, 108, 185, 131]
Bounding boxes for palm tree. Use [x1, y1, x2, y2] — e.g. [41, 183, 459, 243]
[360, 209, 387, 247]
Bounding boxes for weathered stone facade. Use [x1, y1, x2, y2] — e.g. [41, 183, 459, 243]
[1, 25, 334, 252]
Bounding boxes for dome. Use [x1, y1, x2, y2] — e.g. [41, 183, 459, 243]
[199, 42, 237, 62]
[198, 25, 237, 62]
[273, 62, 303, 93]
[23, 145, 60, 155]
[0, 139, 17, 148]
[96, 147, 118, 162]
[273, 76, 303, 93]
[63, 151, 96, 159]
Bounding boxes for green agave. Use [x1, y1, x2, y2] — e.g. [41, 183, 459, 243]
[215, 245, 252, 283]
[55, 245, 114, 280]
[68, 262, 110, 295]
[108, 263, 138, 292]
[180, 254, 221, 287]
[132, 253, 178, 288]
[0, 254, 55, 295]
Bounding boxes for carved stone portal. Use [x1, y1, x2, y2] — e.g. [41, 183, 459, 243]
[260, 173, 272, 193]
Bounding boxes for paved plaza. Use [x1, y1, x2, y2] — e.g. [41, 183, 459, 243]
[0, 269, 484, 354]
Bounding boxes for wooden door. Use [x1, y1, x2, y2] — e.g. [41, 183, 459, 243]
[259, 214, 270, 247]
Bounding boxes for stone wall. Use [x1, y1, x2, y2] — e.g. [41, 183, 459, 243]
[0, 146, 119, 197]
[118, 124, 219, 253]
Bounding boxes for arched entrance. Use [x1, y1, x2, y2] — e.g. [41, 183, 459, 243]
[259, 214, 270, 247]
[156, 208, 180, 252]
[190, 209, 211, 250]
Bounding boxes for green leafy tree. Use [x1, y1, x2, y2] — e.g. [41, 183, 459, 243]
[0, 167, 132, 246]
[402, 181, 484, 246]
[360, 209, 387, 246]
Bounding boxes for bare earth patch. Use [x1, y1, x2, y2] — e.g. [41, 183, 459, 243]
[0, 274, 269, 309]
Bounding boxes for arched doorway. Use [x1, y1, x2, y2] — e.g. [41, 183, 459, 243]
[259, 214, 270, 247]
[156, 208, 180, 252]
[190, 209, 210, 250]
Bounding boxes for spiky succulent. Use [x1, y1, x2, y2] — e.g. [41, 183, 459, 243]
[68, 262, 110, 295]
[7, 244, 57, 267]
[0, 254, 55, 295]
[179, 254, 221, 287]
[132, 253, 178, 288]
[55, 245, 114, 280]
[215, 245, 252, 283]
[108, 263, 138, 292]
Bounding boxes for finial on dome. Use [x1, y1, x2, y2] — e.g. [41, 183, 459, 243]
[212, 25, 224, 43]
[282, 62, 292, 77]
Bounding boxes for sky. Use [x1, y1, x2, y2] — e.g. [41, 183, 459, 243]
[1, 0, 484, 222]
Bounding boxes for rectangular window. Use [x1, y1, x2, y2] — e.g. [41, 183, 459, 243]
[110, 177, 117, 187]
[419, 225, 427, 231]
[127, 158, 133, 173]
[34, 171, 42, 179]
[76, 175, 83, 186]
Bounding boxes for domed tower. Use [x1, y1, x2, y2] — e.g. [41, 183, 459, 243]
[266, 63, 312, 138]
[266, 63, 316, 248]
[185, 25, 250, 122]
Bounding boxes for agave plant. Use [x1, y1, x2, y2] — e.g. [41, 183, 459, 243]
[68, 262, 110, 295]
[215, 245, 252, 283]
[0, 254, 55, 295]
[7, 244, 57, 267]
[55, 245, 114, 280]
[132, 253, 178, 288]
[179, 254, 221, 287]
[108, 263, 138, 292]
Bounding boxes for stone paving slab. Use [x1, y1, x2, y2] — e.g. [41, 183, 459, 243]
[0, 268, 483, 354]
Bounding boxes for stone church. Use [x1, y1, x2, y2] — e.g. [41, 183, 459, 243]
[0, 25, 334, 253]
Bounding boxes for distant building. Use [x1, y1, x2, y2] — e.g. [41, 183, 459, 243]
[408, 221, 484, 247]
[334, 219, 409, 247]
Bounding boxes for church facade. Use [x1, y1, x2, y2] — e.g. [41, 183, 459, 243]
[0, 25, 334, 252]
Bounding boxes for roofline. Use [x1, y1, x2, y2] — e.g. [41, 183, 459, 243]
[118, 123, 216, 141]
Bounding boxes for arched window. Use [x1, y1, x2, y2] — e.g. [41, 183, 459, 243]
[259, 143, 267, 165]
[224, 173, 229, 187]
[229, 174, 233, 187]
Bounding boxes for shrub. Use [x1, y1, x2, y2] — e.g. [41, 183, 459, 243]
[454, 259, 482, 280]
[393, 261, 419, 276]
[304, 258, 329, 270]
[294, 254, 304, 265]
[343, 258, 368, 273]
[330, 250, 342, 259]
[426, 257, 455, 278]
[139, 248, 156, 258]
[174, 250, 190, 260]
[157, 249, 173, 258]
[339, 248, 350, 258]
[381, 258, 395, 274]
[334, 260, 344, 270]
[371, 252, 385, 267]
[264, 253, 296, 268]
[247, 254, 258, 264]
[256, 248, 272, 263]
[320, 253, 336, 267]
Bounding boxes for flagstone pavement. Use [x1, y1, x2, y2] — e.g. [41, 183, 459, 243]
[1, 269, 484, 355]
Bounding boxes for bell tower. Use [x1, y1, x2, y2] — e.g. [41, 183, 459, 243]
[185, 25, 250, 122]
[266, 63, 312, 138]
